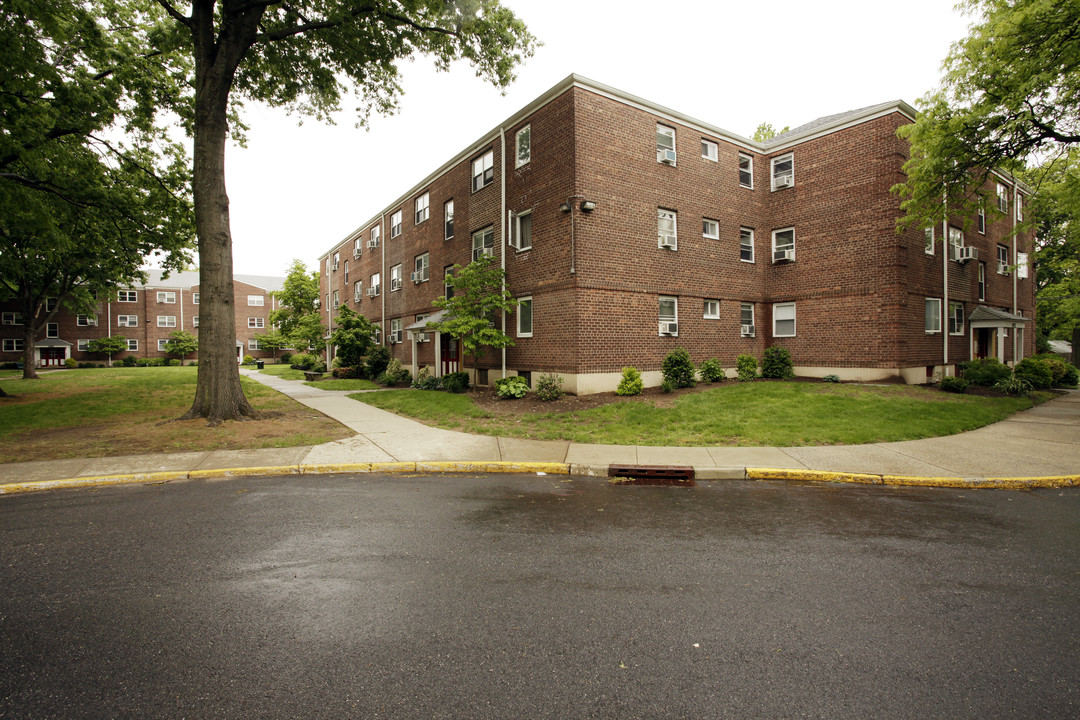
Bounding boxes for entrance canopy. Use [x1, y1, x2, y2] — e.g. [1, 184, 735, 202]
[969, 306, 1029, 329]
[33, 339, 73, 349]
[404, 309, 447, 332]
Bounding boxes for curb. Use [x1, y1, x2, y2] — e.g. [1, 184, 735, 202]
[1, 463, 1078, 496]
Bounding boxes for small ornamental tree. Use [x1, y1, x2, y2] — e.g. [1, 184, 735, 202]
[432, 255, 520, 371]
[254, 328, 290, 362]
[164, 330, 199, 363]
[87, 336, 129, 367]
[329, 306, 376, 369]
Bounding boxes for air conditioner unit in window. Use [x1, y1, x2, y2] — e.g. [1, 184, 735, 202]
[391, 278, 402, 291]
[659, 149, 677, 165]
[353, 249, 361, 258]
[774, 175, 793, 189]
[367, 239, 379, 249]
[478, 247, 494, 259]
[391, 331, 402, 344]
[998, 261, 1009, 274]
[741, 324, 755, 337]
[332, 261, 339, 270]
[366, 287, 378, 297]
[410, 272, 421, 283]
[659, 321, 679, 336]
[416, 332, 430, 343]
[955, 246, 978, 263]
[773, 248, 794, 263]
[354, 292, 361, 303]
[659, 236, 677, 250]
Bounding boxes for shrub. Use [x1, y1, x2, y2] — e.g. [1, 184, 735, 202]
[962, 358, 1011, 386]
[698, 358, 725, 383]
[761, 346, 795, 379]
[379, 358, 410, 386]
[736, 354, 758, 382]
[823, 374, 841, 383]
[660, 377, 676, 393]
[412, 368, 444, 391]
[364, 346, 391, 380]
[242, 355, 255, 365]
[535, 373, 564, 401]
[290, 352, 317, 370]
[495, 375, 530, 398]
[121, 355, 137, 367]
[1035, 356, 1070, 386]
[165, 358, 181, 367]
[1014, 357, 1053, 389]
[0, 362, 18, 370]
[938, 376, 969, 393]
[1059, 363, 1079, 387]
[332, 366, 360, 379]
[661, 347, 695, 389]
[616, 367, 643, 396]
[279, 352, 293, 365]
[995, 373, 1033, 397]
[442, 371, 470, 394]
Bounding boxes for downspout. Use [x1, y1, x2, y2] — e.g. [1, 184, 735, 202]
[942, 196, 949, 373]
[1012, 185, 1019, 361]
[324, 254, 332, 367]
[500, 127, 507, 380]
[179, 288, 184, 331]
[380, 213, 386, 346]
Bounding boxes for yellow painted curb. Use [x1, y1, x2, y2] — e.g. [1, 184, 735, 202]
[749, 468, 1080, 489]
[417, 461, 571, 475]
[746, 468, 882, 484]
[187, 465, 300, 480]
[0, 470, 189, 495]
[298, 462, 418, 475]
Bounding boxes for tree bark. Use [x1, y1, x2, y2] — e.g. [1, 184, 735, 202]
[21, 324, 38, 380]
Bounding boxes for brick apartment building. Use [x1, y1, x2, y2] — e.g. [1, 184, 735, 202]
[318, 74, 1036, 394]
[0, 271, 285, 367]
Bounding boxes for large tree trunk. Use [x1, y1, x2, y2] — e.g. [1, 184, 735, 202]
[21, 324, 38, 379]
[180, 10, 259, 424]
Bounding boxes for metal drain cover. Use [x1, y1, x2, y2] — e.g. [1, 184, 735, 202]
[607, 464, 696, 486]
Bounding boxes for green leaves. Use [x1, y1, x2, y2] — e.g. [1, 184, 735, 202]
[431, 254, 519, 365]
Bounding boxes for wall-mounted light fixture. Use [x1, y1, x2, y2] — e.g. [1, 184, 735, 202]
[559, 203, 571, 213]
[580, 201, 596, 212]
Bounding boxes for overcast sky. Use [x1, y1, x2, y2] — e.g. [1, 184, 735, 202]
[221, 0, 975, 278]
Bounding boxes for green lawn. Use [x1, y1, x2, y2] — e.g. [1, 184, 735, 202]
[350, 382, 1046, 446]
[259, 363, 379, 390]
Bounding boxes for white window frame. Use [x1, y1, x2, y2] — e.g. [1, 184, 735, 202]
[977, 207, 986, 234]
[512, 210, 532, 251]
[978, 262, 986, 301]
[157, 291, 176, 304]
[192, 292, 199, 304]
[370, 273, 381, 297]
[740, 227, 755, 263]
[390, 264, 402, 291]
[472, 150, 494, 192]
[390, 210, 402, 238]
[948, 226, 964, 261]
[353, 281, 363, 303]
[193, 316, 199, 328]
[772, 228, 795, 263]
[773, 302, 796, 338]
[2, 339, 24, 352]
[1, 312, 22, 325]
[997, 244, 1010, 275]
[517, 296, 533, 338]
[657, 209, 678, 250]
[118, 290, 137, 302]
[948, 301, 964, 336]
[247, 295, 264, 306]
[370, 225, 381, 248]
[925, 298, 942, 334]
[658, 295, 678, 336]
[702, 218, 719, 240]
[1016, 194, 1024, 222]
[472, 226, 495, 261]
[739, 153, 754, 189]
[740, 303, 755, 336]
[390, 318, 403, 344]
[332, 289, 340, 309]
[701, 139, 718, 162]
[1017, 251, 1029, 279]
[703, 299, 720, 319]
[997, 183, 1009, 213]
[414, 253, 430, 283]
[924, 227, 935, 255]
[158, 338, 169, 352]
[656, 124, 676, 164]
[771, 153, 794, 190]
[46, 322, 58, 338]
[248, 317, 265, 329]
[77, 314, 95, 327]
[248, 339, 263, 351]
[117, 315, 138, 328]
[415, 192, 429, 225]
[444, 200, 454, 240]
[515, 125, 531, 168]
[77, 339, 90, 352]
[157, 315, 176, 328]
[354, 236, 363, 257]
[127, 339, 138, 351]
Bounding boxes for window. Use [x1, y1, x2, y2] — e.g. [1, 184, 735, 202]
[343, 260, 348, 283]
[772, 228, 795, 263]
[925, 298, 941, 333]
[512, 210, 532, 251]
[472, 149, 494, 191]
[333, 252, 340, 270]
[924, 227, 935, 255]
[977, 207, 986, 234]
[77, 339, 90, 352]
[444, 266, 455, 300]
[703, 300, 720, 319]
[997, 183, 1009, 213]
[773, 302, 796, 337]
[370, 272, 381, 297]
[517, 296, 533, 337]
[740, 303, 755, 336]
[658, 296, 678, 336]
[157, 291, 176, 303]
[248, 317, 264, 329]
[771, 153, 793, 190]
[415, 192, 429, 225]
[46, 323, 58, 338]
[117, 315, 137, 327]
[370, 225, 381, 248]
[372, 325, 381, 345]
[1017, 251, 1029, 279]
[354, 236, 363, 257]
[413, 253, 430, 283]
[948, 226, 964, 260]
[193, 316, 199, 328]
[656, 124, 676, 164]
[390, 318, 402, 344]
[516, 125, 531, 168]
[472, 226, 494, 260]
[657, 209, 678, 250]
[192, 293, 199, 304]
[2, 339, 24, 352]
[739, 153, 754, 188]
[978, 262, 987, 301]
[333, 289, 340, 308]
[949, 302, 964, 335]
[248, 339, 262, 351]
[118, 290, 137, 302]
[701, 139, 718, 161]
[997, 244, 1010, 274]
[158, 339, 169, 351]
[390, 264, 402, 291]
[702, 218, 719, 240]
[354, 280, 363, 303]
[444, 200, 454, 239]
[127, 339, 138, 351]
[1016, 194, 1024, 222]
[248, 295, 264, 306]
[390, 210, 402, 238]
[158, 315, 176, 328]
[46, 297, 58, 311]
[1, 312, 23, 325]
[740, 228, 755, 263]
[77, 314, 95, 327]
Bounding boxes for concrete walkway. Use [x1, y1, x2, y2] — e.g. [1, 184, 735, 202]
[2, 369, 1078, 492]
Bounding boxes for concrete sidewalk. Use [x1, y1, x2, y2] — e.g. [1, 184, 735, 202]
[2, 369, 1078, 493]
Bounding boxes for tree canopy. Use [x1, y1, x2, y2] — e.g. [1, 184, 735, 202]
[270, 259, 324, 353]
[328, 306, 376, 368]
[751, 122, 789, 143]
[431, 254, 519, 368]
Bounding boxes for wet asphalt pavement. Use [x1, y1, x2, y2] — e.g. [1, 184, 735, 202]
[1, 474, 1078, 719]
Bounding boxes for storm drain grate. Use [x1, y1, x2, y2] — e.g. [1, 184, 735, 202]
[607, 464, 696, 487]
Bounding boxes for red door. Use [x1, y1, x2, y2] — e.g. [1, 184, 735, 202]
[441, 335, 459, 375]
[41, 348, 65, 367]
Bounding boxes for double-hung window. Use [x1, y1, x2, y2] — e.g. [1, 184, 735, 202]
[656, 125, 676, 165]
[157, 291, 176, 303]
[47, 323, 58, 338]
[390, 210, 402, 238]
[948, 302, 964, 335]
[2, 339, 24, 352]
[772, 228, 795, 263]
[924, 227, 935, 255]
[370, 225, 381, 248]
[997, 183, 1009, 213]
[332, 290, 339, 309]
[948, 226, 964, 261]
[390, 318, 402, 344]
[512, 210, 532, 251]
[701, 139, 718, 162]
[703, 300, 720, 319]
[118, 290, 137, 302]
[370, 272, 381, 297]
[413, 253, 430, 283]
[117, 315, 137, 327]
[472, 226, 494, 260]
[77, 339, 90, 352]
[77, 314, 95, 327]
[127, 339, 138, 351]
[1017, 252, 1029, 279]
[740, 228, 755, 263]
[702, 218, 719, 240]
[978, 262, 987, 300]
[354, 280, 363, 303]
[158, 315, 176, 328]
[248, 317, 265, 329]
[354, 236, 363, 257]
[740, 303, 755, 336]
[158, 339, 169, 351]
[739, 153, 754, 188]
[193, 316, 199, 328]
[444, 200, 454, 239]
[517, 296, 533, 338]
[516, 126, 531, 168]
[925, 298, 942, 333]
[472, 150, 494, 191]
[997, 244, 1010, 274]
[658, 296, 678, 336]
[248, 295, 264, 306]
[977, 207, 986, 234]
[192, 292, 199, 304]
[1, 312, 22, 325]
[773, 303, 796, 337]
[415, 193, 429, 225]
[657, 209, 677, 250]
[771, 154, 793, 190]
[390, 264, 402, 291]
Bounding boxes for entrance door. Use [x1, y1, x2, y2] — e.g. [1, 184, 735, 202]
[441, 334, 459, 375]
[41, 348, 65, 367]
[975, 328, 993, 360]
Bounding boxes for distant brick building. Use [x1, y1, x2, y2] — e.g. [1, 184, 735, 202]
[318, 74, 1036, 393]
[0, 271, 285, 367]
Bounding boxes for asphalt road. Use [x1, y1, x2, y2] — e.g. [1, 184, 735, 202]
[1, 474, 1078, 719]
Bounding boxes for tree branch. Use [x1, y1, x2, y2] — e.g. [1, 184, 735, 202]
[255, 4, 455, 44]
[153, 0, 193, 29]
[1025, 100, 1080, 144]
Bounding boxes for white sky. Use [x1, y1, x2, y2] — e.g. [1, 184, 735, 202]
[223, 0, 975, 277]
